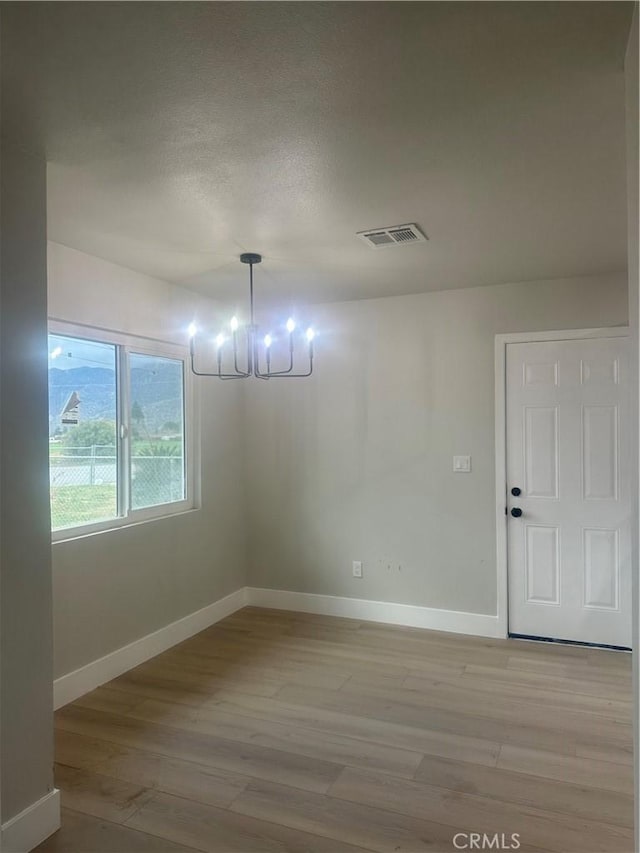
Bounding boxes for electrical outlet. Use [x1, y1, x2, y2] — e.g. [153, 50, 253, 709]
[352, 560, 363, 578]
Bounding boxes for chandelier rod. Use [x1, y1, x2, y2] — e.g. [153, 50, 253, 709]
[249, 258, 255, 328]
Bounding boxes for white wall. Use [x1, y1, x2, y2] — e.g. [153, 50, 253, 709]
[0, 143, 57, 838]
[48, 243, 247, 678]
[624, 4, 639, 845]
[245, 273, 628, 617]
[48, 249, 630, 658]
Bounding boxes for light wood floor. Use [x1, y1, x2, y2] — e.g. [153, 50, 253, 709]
[38, 607, 634, 853]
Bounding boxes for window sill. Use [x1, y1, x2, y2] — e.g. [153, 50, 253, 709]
[52, 506, 199, 545]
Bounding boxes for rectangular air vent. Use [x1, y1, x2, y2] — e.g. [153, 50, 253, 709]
[357, 223, 428, 249]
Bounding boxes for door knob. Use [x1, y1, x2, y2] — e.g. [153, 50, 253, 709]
[511, 487, 521, 496]
[510, 507, 523, 518]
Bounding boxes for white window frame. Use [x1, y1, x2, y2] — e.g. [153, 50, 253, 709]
[49, 319, 196, 542]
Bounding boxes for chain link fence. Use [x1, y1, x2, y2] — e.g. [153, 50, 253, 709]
[50, 445, 118, 487]
[50, 445, 184, 528]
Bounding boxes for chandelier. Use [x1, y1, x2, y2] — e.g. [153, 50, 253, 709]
[188, 253, 314, 380]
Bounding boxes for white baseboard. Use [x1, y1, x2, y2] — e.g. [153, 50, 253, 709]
[1, 789, 60, 853]
[54, 585, 501, 711]
[53, 587, 247, 709]
[246, 587, 502, 638]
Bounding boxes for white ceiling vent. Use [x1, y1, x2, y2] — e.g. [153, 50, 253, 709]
[357, 223, 428, 249]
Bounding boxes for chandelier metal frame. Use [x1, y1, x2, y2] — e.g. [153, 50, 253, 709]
[188, 253, 314, 380]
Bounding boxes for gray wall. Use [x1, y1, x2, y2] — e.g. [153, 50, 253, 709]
[624, 4, 639, 845]
[0, 143, 55, 823]
[246, 273, 628, 616]
[49, 260, 629, 665]
[48, 245, 247, 678]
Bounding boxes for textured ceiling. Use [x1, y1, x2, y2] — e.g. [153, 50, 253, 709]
[2, 2, 634, 304]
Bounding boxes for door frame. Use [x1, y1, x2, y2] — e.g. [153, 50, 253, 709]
[494, 326, 630, 639]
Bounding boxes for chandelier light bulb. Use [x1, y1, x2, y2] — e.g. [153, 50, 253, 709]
[264, 334, 273, 348]
[306, 327, 315, 342]
[215, 333, 225, 348]
[286, 318, 296, 333]
[230, 316, 239, 332]
[187, 322, 197, 338]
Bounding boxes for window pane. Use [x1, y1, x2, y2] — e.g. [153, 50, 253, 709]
[48, 334, 118, 530]
[129, 353, 185, 510]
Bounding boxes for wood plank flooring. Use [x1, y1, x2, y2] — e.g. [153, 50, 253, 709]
[37, 607, 634, 853]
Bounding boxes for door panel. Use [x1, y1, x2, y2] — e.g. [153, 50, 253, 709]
[506, 336, 631, 647]
[525, 525, 560, 604]
[582, 405, 618, 500]
[524, 360, 559, 387]
[583, 527, 619, 610]
[524, 406, 559, 498]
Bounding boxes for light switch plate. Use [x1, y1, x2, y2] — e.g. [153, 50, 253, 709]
[453, 455, 472, 473]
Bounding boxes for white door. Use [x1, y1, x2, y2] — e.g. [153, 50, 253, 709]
[506, 335, 631, 648]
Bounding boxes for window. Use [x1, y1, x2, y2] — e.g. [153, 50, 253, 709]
[129, 353, 185, 511]
[48, 325, 193, 538]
